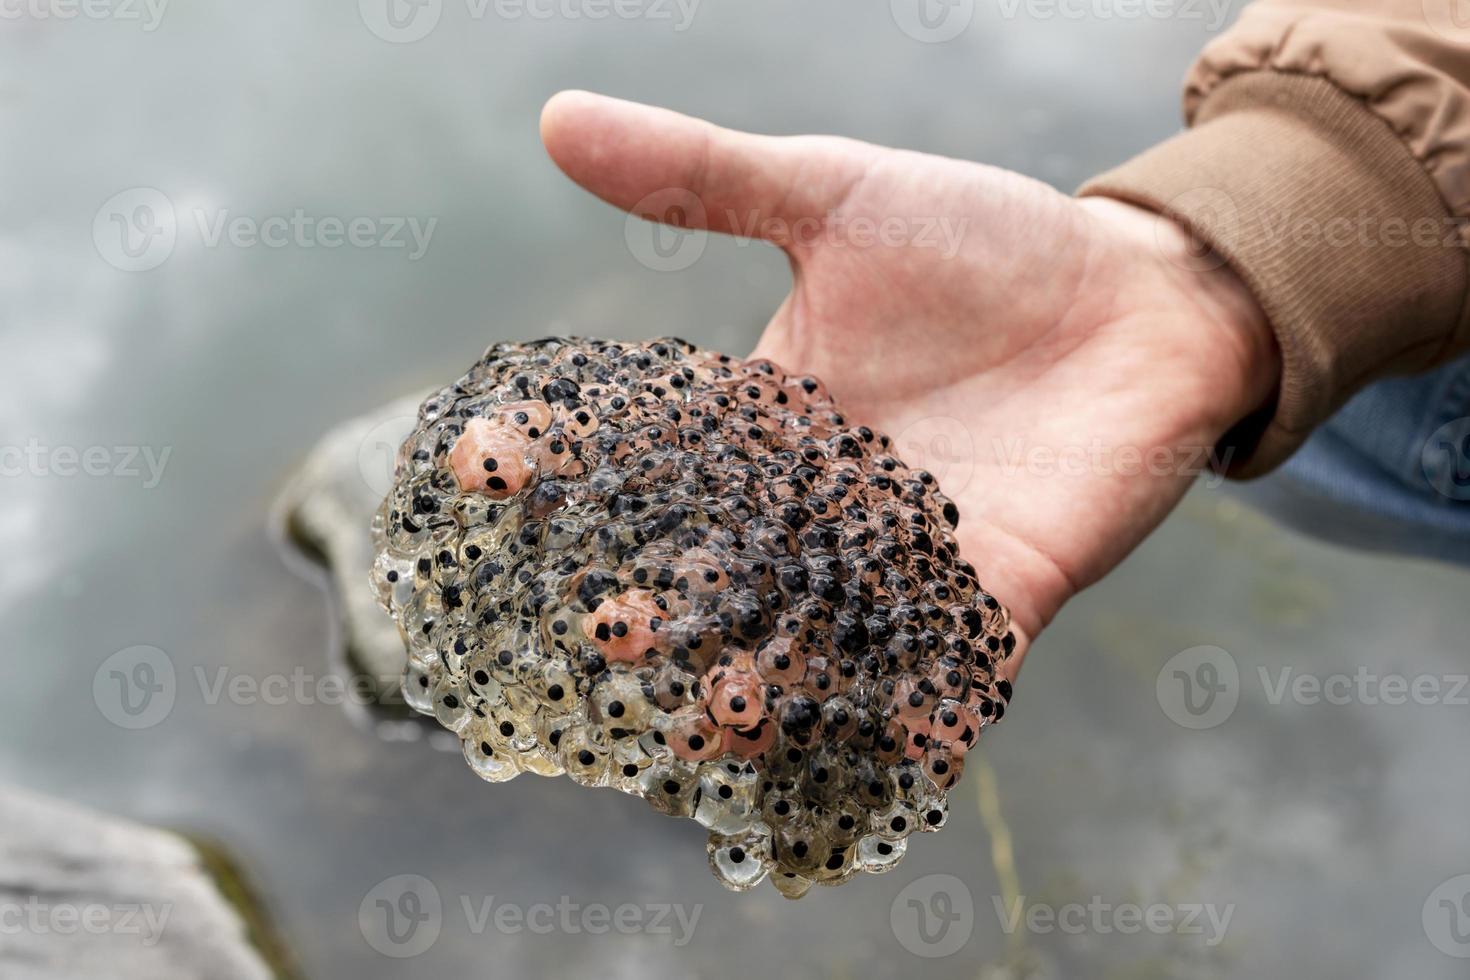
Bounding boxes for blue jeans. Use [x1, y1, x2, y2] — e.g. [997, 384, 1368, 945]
[1229, 355, 1470, 566]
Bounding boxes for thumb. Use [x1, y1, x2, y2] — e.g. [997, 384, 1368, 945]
[539, 90, 871, 246]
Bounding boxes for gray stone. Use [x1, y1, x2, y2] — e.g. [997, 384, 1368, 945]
[273, 393, 461, 749]
[272, 393, 423, 702]
[0, 786, 276, 980]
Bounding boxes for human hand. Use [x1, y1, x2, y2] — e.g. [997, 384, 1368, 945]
[539, 91, 1279, 675]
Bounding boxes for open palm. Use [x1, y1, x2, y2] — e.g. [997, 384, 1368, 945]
[540, 91, 1277, 674]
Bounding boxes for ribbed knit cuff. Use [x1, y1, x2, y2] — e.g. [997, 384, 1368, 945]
[1080, 72, 1468, 478]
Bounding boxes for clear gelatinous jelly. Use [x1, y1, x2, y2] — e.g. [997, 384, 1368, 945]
[371, 337, 1014, 896]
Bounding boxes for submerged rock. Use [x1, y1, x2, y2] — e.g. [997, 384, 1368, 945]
[274, 393, 436, 733]
[373, 337, 1015, 894]
[0, 786, 283, 980]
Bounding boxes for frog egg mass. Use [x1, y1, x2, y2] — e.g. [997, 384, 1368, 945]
[371, 337, 1015, 896]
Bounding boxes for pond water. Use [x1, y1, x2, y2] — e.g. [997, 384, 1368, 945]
[4, 3, 1470, 978]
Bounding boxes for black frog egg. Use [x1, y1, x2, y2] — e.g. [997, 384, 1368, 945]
[372, 337, 1015, 895]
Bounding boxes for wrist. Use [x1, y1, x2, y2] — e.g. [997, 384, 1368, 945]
[1077, 196, 1281, 447]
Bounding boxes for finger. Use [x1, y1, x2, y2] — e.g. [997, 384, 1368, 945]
[539, 90, 872, 244]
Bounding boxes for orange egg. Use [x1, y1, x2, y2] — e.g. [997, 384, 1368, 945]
[666, 708, 725, 762]
[703, 656, 765, 730]
[448, 417, 535, 499]
[582, 588, 665, 664]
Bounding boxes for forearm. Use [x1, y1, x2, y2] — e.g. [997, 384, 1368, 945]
[1080, 0, 1470, 477]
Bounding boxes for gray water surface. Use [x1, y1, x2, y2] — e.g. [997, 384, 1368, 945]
[4, 4, 1470, 978]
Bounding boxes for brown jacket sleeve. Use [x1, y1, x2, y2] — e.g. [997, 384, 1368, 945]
[1079, 0, 1470, 477]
